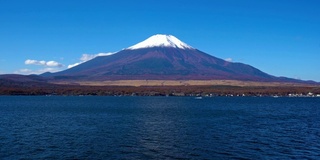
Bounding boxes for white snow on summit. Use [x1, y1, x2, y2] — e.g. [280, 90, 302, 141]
[127, 34, 194, 50]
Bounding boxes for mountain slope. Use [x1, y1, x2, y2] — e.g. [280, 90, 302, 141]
[45, 34, 298, 82]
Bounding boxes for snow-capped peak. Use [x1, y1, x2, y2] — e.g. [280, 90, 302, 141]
[127, 34, 194, 50]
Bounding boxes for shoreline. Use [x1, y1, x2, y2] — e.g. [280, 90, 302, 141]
[1, 84, 320, 97]
[51, 79, 319, 87]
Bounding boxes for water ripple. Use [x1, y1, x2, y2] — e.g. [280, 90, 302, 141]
[0, 96, 319, 159]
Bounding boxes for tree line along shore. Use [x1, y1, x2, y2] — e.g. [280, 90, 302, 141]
[1, 82, 320, 97]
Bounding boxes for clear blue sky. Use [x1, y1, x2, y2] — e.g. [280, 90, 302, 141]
[1, 0, 319, 81]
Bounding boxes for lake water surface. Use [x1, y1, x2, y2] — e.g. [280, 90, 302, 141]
[0, 96, 319, 159]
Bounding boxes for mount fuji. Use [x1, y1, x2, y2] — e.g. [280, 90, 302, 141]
[44, 34, 300, 82]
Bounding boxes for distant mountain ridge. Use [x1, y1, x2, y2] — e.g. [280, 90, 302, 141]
[40, 34, 313, 83]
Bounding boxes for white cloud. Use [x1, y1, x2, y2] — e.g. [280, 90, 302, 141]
[67, 62, 82, 69]
[14, 69, 33, 74]
[68, 52, 115, 68]
[14, 68, 63, 75]
[25, 59, 39, 65]
[225, 58, 233, 62]
[80, 53, 114, 61]
[80, 54, 96, 62]
[19, 59, 64, 75]
[38, 68, 62, 73]
[46, 61, 62, 67]
[25, 59, 63, 67]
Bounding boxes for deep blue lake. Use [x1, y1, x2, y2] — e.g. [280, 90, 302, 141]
[0, 96, 319, 159]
